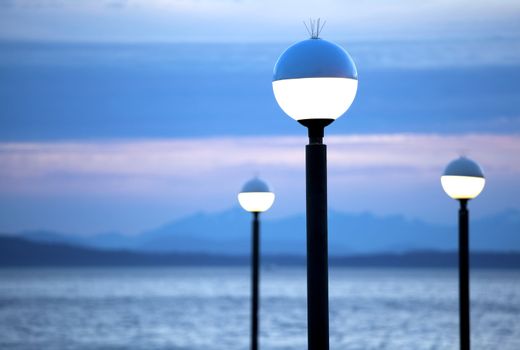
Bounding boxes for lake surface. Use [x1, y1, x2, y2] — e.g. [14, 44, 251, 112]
[0, 267, 518, 350]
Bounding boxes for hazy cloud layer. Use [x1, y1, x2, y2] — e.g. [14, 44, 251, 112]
[1, 133, 519, 193]
[0, 133, 518, 232]
[1, 133, 518, 233]
[1, 0, 519, 42]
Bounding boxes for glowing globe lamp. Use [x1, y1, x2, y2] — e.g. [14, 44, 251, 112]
[238, 177, 275, 213]
[441, 156, 485, 200]
[272, 38, 358, 123]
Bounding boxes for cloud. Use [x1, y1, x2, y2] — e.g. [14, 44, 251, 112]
[1, 0, 519, 42]
[1, 133, 519, 233]
[0, 133, 518, 195]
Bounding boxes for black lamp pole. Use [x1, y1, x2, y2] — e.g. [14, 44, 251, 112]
[458, 199, 470, 350]
[302, 119, 332, 350]
[251, 211, 260, 350]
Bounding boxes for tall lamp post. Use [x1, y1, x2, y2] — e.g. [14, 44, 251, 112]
[272, 23, 358, 350]
[238, 177, 275, 350]
[441, 156, 486, 350]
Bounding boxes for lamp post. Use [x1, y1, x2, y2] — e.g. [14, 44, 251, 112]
[441, 156, 486, 350]
[272, 23, 358, 350]
[238, 177, 275, 350]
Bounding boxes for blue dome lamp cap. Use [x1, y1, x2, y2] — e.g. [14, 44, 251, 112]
[241, 177, 271, 193]
[443, 156, 485, 178]
[273, 39, 358, 82]
[273, 18, 357, 81]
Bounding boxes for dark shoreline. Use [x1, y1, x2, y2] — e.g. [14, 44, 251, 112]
[2, 236, 520, 268]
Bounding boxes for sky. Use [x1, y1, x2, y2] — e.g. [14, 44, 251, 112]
[1, 0, 519, 42]
[0, 1, 520, 235]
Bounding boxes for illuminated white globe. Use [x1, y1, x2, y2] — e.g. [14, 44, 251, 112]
[441, 156, 486, 200]
[238, 177, 275, 213]
[272, 38, 358, 121]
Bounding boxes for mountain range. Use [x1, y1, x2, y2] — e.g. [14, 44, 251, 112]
[6, 207, 520, 255]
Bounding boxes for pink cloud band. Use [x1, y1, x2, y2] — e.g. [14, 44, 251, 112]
[0, 133, 518, 196]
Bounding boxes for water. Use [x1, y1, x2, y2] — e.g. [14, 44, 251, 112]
[0, 267, 518, 350]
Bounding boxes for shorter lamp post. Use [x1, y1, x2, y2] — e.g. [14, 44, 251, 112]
[441, 156, 486, 350]
[238, 177, 275, 350]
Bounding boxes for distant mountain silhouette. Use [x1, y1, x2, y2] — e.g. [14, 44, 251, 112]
[0, 235, 246, 267]
[1, 235, 520, 268]
[12, 208, 520, 255]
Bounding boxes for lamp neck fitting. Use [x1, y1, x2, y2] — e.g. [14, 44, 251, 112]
[298, 119, 334, 145]
[459, 198, 469, 210]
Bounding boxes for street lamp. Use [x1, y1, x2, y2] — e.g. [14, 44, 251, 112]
[238, 177, 275, 350]
[272, 22, 358, 350]
[441, 156, 486, 350]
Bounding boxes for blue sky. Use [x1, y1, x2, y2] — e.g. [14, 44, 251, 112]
[0, 1, 519, 235]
